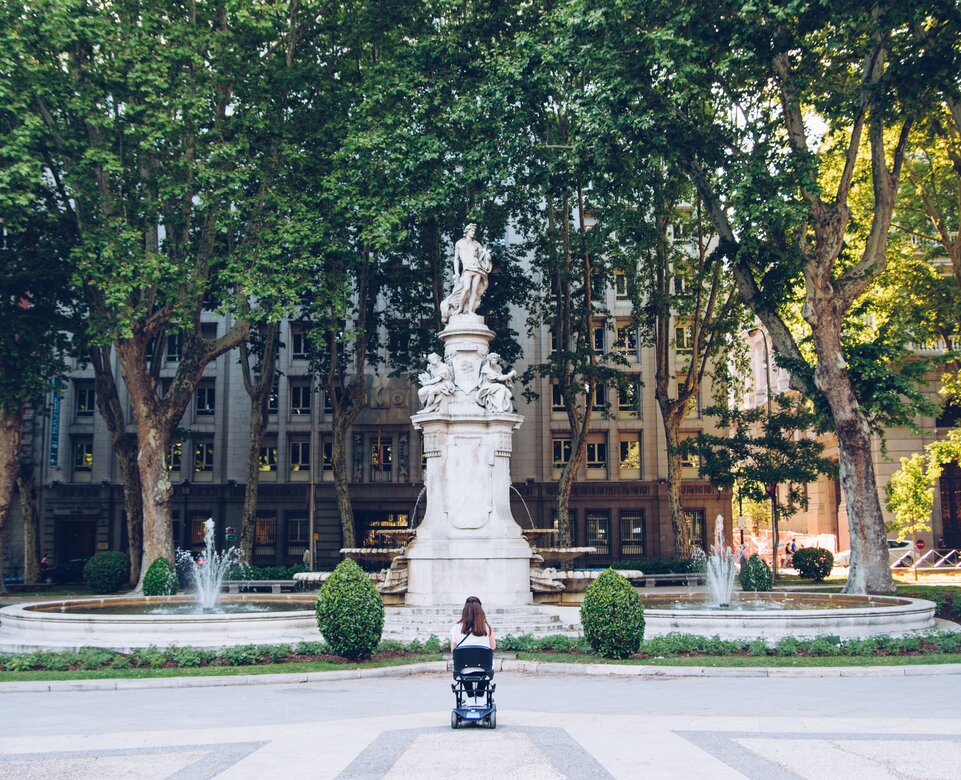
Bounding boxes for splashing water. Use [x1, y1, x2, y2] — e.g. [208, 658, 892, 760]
[706, 514, 736, 608]
[175, 519, 244, 612]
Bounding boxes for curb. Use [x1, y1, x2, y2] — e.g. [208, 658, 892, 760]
[2, 658, 961, 693]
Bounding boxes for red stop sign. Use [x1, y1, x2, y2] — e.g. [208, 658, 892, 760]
[915, 539, 925, 550]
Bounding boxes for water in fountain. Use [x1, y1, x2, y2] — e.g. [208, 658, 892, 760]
[705, 514, 736, 608]
[175, 519, 243, 612]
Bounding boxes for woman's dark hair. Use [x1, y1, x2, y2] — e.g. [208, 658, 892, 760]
[459, 596, 488, 637]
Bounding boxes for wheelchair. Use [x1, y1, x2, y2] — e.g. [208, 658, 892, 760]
[450, 646, 496, 729]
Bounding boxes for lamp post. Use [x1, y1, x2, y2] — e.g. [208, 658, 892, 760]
[748, 326, 778, 578]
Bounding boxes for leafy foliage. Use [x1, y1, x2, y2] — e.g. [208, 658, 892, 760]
[82, 552, 130, 594]
[738, 554, 772, 593]
[315, 558, 384, 661]
[791, 548, 834, 582]
[580, 568, 645, 659]
[141, 557, 178, 597]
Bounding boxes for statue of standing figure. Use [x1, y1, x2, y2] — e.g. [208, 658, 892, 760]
[417, 352, 455, 412]
[477, 353, 517, 414]
[441, 223, 492, 322]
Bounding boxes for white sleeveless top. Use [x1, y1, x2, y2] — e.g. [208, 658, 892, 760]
[450, 623, 492, 648]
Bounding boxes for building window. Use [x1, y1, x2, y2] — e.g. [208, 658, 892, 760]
[549, 329, 559, 354]
[684, 509, 705, 550]
[74, 383, 95, 418]
[615, 325, 637, 355]
[679, 436, 699, 469]
[586, 439, 607, 470]
[194, 439, 214, 473]
[290, 383, 311, 416]
[254, 516, 277, 559]
[551, 382, 565, 413]
[167, 441, 183, 472]
[592, 324, 605, 353]
[371, 436, 393, 482]
[586, 511, 610, 556]
[190, 513, 208, 547]
[552, 438, 572, 468]
[200, 322, 218, 341]
[614, 271, 629, 299]
[675, 323, 693, 354]
[195, 384, 215, 417]
[290, 326, 309, 359]
[618, 377, 641, 416]
[619, 438, 641, 472]
[166, 332, 182, 363]
[322, 390, 334, 415]
[259, 443, 278, 472]
[72, 437, 93, 473]
[592, 383, 607, 410]
[287, 516, 308, 544]
[290, 440, 310, 472]
[323, 441, 334, 472]
[267, 381, 279, 415]
[677, 374, 700, 417]
[620, 510, 645, 556]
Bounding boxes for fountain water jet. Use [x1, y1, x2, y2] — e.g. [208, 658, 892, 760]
[176, 519, 243, 612]
[705, 514, 736, 608]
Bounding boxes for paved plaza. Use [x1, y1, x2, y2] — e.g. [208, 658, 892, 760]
[2, 666, 961, 779]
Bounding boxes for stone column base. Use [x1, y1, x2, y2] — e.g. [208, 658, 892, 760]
[405, 537, 533, 607]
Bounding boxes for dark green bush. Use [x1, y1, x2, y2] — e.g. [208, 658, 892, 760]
[226, 564, 307, 581]
[316, 558, 384, 660]
[580, 568, 645, 659]
[738, 554, 772, 592]
[612, 558, 701, 574]
[142, 557, 178, 596]
[83, 551, 131, 593]
[792, 548, 834, 581]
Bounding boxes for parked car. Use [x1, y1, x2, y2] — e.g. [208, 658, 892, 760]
[833, 540, 916, 568]
[43, 557, 89, 585]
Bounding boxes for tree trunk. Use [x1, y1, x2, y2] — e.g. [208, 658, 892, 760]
[0, 410, 22, 594]
[91, 346, 144, 584]
[17, 468, 39, 584]
[331, 416, 356, 549]
[812, 325, 894, 594]
[240, 390, 270, 561]
[238, 324, 279, 562]
[115, 436, 144, 585]
[660, 410, 692, 557]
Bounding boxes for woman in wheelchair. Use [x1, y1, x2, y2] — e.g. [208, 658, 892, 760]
[449, 596, 497, 728]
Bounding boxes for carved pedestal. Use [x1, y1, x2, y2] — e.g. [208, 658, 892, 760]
[406, 313, 533, 607]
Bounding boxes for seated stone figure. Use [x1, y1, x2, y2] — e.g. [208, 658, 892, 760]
[417, 352, 455, 412]
[476, 353, 517, 414]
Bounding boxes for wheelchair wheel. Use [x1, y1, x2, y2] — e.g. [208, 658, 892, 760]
[451, 711, 460, 730]
[488, 710, 496, 729]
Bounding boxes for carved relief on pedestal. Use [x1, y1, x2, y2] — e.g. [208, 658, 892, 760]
[444, 435, 492, 529]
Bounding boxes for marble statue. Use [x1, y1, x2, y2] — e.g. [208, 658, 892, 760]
[417, 352, 455, 412]
[441, 223, 492, 321]
[476, 353, 517, 414]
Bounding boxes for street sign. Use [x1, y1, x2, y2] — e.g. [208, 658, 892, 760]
[915, 539, 925, 550]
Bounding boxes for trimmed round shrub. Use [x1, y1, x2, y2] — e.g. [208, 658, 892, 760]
[792, 547, 834, 581]
[83, 551, 131, 593]
[580, 568, 645, 659]
[738, 554, 772, 592]
[316, 558, 384, 660]
[142, 557, 178, 596]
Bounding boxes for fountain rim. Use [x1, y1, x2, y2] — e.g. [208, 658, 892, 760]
[3, 594, 316, 622]
[638, 591, 935, 617]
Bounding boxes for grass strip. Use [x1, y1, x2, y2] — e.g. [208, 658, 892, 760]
[514, 652, 961, 667]
[0, 653, 444, 683]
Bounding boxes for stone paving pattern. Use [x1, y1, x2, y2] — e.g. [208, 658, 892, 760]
[2, 667, 960, 779]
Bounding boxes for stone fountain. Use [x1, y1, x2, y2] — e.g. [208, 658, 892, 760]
[405, 224, 533, 607]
